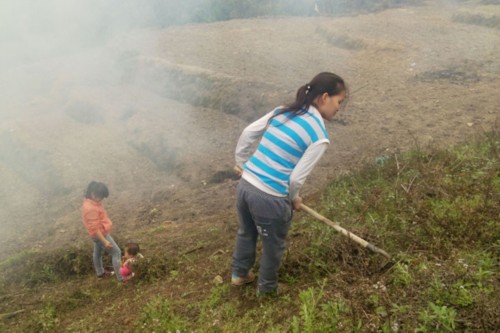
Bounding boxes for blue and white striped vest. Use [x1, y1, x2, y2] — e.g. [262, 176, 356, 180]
[244, 106, 329, 195]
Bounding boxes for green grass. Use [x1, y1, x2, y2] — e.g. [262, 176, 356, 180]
[28, 304, 57, 333]
[135, 297, 188, 333]
[2, 131, 498, 332]
[0, 246, 93, 288]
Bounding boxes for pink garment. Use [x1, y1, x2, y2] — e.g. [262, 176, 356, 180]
[120, 257, 137, 280]
[119, 264, 132, 278]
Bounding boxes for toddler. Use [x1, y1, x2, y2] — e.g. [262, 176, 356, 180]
[120, 242, 143, 282]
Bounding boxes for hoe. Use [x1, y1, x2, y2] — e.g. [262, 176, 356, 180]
[300, 204, 391, 262]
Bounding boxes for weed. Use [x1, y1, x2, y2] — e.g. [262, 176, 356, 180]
[195, 284, 232, 329]
[29, 304, 58, 332]
[283, 273, 299, 286]
[368, 294, 388, 317]
[135, 297, 188, 332]
[206, 284, 230, 308]
[391, 262, 412, 287]
[0, 246, 93, 288]
[222, 304, 286, 333]
[133, 251, 175, 283]
[148, 207, 160, 223]
[474, 253, 495, 284]
[391, 303, 412, 316]
[417, 302, 456, 332]
[291, 287, 324, 333]
[169, 270, 179, 280]
[447, 281, 474, 307]
[57, 289, 93, 311]
[4, 133, 499, 332]
[291, 281, 350, 333]
[65, 319, 94, 332]
[428, 278, 474, 308]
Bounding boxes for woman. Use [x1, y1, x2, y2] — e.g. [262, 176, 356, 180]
[231, 72, 347, 295]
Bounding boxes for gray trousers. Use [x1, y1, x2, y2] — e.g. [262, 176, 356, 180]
[231, 179, 293, 293]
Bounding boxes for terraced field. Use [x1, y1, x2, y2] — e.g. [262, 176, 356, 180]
[0, 1, 498, 259]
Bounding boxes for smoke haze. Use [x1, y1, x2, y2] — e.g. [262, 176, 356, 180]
[0, 0, 498, 258]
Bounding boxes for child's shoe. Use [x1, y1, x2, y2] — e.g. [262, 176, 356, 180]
[231, 272, 255, 286]
[97, 271, 115, 279]
[123, 272, 135, 283]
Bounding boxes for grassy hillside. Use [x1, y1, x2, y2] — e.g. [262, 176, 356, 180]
[0, 130, 498, 332]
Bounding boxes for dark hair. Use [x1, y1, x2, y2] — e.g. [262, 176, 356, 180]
[278, 72, 347, 118]
[125, 242, 140, 256]
[84, 181, 109, 199]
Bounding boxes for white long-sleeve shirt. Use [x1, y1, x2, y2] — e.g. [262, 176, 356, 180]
[235, 106, 329, 199]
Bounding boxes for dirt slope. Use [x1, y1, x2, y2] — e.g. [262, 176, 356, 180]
[0, 1, 498, 258]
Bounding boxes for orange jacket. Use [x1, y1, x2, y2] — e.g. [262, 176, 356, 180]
[81, 198, 113, 237]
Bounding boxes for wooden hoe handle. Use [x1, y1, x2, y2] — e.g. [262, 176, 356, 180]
[300, 204, 391, 260]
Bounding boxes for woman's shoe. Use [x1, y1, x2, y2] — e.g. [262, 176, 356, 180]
[231, 272, 255, 286]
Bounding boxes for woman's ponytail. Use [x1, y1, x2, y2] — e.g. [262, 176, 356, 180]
[276, 72, 346, 118]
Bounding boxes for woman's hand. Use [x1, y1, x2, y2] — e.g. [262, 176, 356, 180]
[104, 240, 113, 249]
[292, 196, 303, 211]
[234, 165, 243, 177]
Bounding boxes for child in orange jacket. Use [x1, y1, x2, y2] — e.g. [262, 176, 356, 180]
[82, 181, 123, 281]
